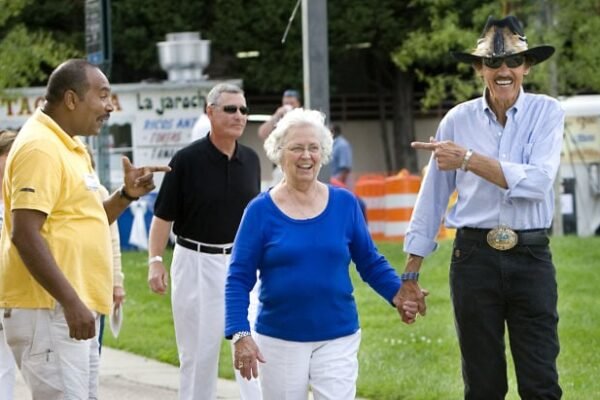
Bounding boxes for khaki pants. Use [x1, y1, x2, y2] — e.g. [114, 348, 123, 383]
[0, 314, 17, 400]
[2, 305, 100, 400]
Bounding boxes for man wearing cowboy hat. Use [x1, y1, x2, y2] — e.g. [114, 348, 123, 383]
[397, 16, 563, 399]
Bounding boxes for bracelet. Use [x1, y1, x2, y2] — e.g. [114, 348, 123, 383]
[400, 272, 419, 281]
[461, 149, 474, 171]
[148, 255, 163, 265]
[232, 331, 252, 344]
[119, 185, 139, 202]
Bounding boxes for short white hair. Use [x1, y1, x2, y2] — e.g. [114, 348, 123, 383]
[263, 108, 333, 166]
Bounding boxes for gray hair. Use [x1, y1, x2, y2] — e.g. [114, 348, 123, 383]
[264, 108, 333, 166]
[206, 83, 244, 106]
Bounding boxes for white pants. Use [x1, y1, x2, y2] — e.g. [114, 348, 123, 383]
[171, 243, 261, 400]
[0, 315, 17, 400]
[255, 330, 361, 400]
[2, 305, 100, 400]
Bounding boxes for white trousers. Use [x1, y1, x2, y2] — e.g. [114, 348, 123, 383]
[255, 330, 361, 400]
[171, 243, 261, 400]
[0, 316, 17, 400]
[2, 305, 100, 400]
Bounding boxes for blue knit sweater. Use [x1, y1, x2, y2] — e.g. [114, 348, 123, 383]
[225, 185, 402, 342]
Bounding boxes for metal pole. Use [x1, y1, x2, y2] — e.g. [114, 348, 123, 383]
[301, 0, 331, 182]
[86, 0, 112, 188]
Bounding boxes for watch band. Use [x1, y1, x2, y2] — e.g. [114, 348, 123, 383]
[232, 331, 252, 344]
[119, 185, 140, 201]
[400, 272, 420, 281]
[461, 149, 474, 171]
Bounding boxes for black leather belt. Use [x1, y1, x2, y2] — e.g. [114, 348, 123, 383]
[457, 227, 549, 247]
[176, 237, 232, 254]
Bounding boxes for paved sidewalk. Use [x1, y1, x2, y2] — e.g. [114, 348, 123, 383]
[14, 347, 365, 399]
[14, 347, 241, 400]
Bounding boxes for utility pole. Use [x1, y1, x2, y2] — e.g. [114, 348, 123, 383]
[85, 0, 112, 187]
[301, 0, 331, 182]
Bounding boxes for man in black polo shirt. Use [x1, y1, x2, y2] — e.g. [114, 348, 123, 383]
[147, 83, 261, 400]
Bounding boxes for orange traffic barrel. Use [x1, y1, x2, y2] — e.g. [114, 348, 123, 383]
[355, 175, 385, 240]
[384, 174, 421, 241]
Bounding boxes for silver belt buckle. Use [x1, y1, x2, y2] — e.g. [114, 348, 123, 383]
[486, 225, 518, 250]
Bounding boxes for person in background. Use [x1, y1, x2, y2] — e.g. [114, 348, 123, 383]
[330, 124, 353, 185]
[190, 98, 211, 142]
[329, 123, 367, 220]
[0, 59, 170, 400]
[258, 89, 302, 187]
[225, 108, 422, 400]
[0, 130, 18, 400]
[87, 149, 125, 353]
[399, 16, 563, 399]
[147, 83, 262, 400]
[257, 89, 302, 140]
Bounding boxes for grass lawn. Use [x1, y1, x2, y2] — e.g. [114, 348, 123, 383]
[103, 236, 600, 399]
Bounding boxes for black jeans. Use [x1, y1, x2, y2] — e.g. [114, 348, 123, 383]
[450, 236, 562, 400]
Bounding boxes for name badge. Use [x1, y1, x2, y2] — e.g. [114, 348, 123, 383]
[84, 173, 101, 191]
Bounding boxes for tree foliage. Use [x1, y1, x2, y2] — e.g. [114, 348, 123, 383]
[392, 0, 600, 108]
[111, 0, 215, 82]
[210, 0, 303, 92]
[0, 0, 81, 90]
[4, 0, 600, 171]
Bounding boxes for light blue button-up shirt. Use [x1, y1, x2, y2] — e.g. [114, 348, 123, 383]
[404, 89, 564, 258]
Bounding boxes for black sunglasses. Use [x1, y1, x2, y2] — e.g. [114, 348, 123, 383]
[482, 54, 525, 69]
[217, 105, 249, 115]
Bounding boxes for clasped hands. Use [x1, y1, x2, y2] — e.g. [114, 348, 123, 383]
[393, 281, 429, 325]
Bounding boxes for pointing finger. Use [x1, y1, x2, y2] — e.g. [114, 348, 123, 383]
[411, 142, 437, 151]
[145, 165, 172, 173]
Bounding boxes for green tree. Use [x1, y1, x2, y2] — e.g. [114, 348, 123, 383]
[0, 0, 81, 90]
[391, 0, 600, 107]
[6, 0, 600, 172]
[551, 0, 600, 94]
[110, 0, 215, 82]
[212, 0, 428, 171]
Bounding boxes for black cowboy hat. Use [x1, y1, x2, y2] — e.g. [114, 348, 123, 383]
[452, 16, 555, 65]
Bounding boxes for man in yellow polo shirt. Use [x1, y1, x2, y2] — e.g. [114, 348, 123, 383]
[0, 59, 169, 399]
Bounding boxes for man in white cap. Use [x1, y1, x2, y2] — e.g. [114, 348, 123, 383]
[398, 16, 563, 399]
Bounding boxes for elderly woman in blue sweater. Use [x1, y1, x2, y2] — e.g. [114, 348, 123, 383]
[225, 108, 423, 400]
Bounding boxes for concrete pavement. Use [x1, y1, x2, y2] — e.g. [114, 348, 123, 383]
[14, 347, 241, 400]
[14, 347, 364, 399]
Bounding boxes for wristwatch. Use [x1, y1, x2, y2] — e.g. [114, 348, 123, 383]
[400, 272, 420, 281]
[119, 185, 140, 201]
[148, 255, 163, 265]
[232, 331, 252, 344]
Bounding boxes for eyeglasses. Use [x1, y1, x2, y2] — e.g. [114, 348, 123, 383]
[214, 105, 250, 115]
[482, 54, 525, 69]
[284, 144, 321, 155]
